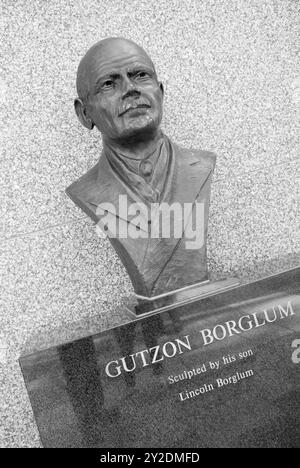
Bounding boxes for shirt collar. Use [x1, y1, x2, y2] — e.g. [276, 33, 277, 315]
[103, 134, 172, 204]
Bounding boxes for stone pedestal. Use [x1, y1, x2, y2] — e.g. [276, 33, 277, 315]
[126, 277, 241, 316]
[19, 267, 300, 448]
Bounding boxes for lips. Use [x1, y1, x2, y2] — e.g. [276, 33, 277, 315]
[119, 102, 151, 116]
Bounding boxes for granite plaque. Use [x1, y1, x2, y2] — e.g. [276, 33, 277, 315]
[20, 267, 300, 448]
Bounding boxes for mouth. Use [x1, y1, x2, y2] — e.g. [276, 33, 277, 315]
[119, 103, 151, 117]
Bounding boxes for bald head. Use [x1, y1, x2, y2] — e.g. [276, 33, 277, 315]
[77, 37, 156, 102]
[74, 37, 163, 143]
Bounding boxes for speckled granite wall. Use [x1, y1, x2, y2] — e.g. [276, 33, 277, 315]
[0, 0, 299, 448]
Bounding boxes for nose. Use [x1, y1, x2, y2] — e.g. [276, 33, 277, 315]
[121, 77, 140, 100]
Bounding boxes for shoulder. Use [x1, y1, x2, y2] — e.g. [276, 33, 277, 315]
[65, 162, 100, 222]
[191, 148, 217, 170]
[65, 162, 99, 202]
[172, 141, 217, 170]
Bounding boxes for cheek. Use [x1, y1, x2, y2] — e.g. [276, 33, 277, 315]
[149, 88, 163, 108]
[92, 99, 119, 127]
[94, 100, 110, 117]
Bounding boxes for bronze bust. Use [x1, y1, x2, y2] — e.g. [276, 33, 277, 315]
[66, 38, 217, 301]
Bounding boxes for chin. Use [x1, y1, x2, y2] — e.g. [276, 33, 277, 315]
[121, 118, 158, 139]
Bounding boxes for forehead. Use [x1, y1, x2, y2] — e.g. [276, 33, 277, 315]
[77, 40, 157, 97]
[90, 53, 155, 80]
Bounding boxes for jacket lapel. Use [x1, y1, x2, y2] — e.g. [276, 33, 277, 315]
[83, 141, 213, 296]
[85, 154, 150, 272]
[168, 142, 213, 206]
[143, 142, 213, 292]
[86, 154, 150, 234]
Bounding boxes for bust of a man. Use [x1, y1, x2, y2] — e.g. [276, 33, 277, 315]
[66, 37, 216, 299]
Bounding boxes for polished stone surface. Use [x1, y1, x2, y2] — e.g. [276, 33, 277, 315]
[131, 277, 241, 315]
[20, 267, 300, 447]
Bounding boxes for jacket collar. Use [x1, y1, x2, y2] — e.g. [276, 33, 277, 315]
[86, 137, 212, 228]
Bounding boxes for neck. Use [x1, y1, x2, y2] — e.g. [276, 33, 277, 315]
[103, 129, 163, 160]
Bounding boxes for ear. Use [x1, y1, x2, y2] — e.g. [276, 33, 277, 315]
[74, 98, 94, 130]
[159, 82, 164, 97]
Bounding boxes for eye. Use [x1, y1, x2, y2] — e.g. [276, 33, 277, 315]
[101, 80, 114, 90]
[135, 71, 150, 80]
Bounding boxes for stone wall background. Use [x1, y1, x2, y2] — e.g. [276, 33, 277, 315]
[0, 0, 299, 447]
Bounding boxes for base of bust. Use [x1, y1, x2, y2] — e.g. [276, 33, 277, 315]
[124, 277, 241, 317]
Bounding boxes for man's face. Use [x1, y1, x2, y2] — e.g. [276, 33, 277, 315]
[81, 40, 163, 141]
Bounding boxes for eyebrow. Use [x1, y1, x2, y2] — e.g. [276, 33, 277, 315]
[94, 65, 154, 89]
